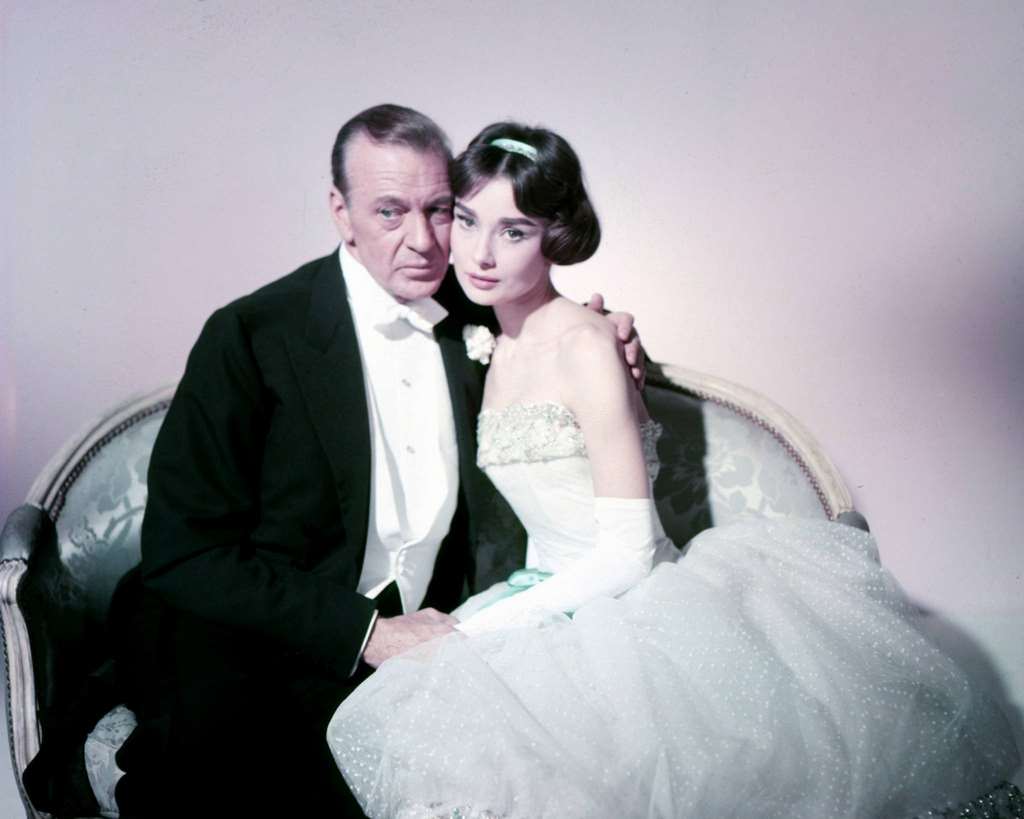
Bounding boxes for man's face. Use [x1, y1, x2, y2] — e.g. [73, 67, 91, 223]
[330, 134, 453, 302]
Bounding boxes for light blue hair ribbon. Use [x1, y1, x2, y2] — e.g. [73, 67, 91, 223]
[489, 137, 538, 161]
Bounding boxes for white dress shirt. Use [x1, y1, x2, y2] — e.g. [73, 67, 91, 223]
[340, 246, 459, 623]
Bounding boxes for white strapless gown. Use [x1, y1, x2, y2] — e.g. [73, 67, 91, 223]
[328, 403, 1019, 819]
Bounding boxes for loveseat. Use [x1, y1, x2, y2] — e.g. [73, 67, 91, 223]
[0, 363, 898, 818]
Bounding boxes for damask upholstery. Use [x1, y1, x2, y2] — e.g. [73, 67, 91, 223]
[2, 371, 861, 819]
[648, 383, 828, 551]
[54, 413, 162, 625]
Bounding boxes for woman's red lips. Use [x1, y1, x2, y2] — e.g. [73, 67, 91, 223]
[467, 273, 499, 289]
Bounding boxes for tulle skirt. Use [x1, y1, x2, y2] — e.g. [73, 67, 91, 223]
[328, 518, 1018, 819]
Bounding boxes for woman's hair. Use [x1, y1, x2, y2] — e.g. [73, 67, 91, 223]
[451, 122, 601, 266]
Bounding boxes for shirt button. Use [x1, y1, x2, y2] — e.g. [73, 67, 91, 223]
[401, 377, 411, 387]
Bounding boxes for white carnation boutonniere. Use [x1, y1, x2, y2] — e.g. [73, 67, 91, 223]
[463, 324, 497, 365]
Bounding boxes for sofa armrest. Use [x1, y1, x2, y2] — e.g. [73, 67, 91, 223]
[836, 510, 870, 532]
[2, 504, 49, 818]
[2, 505, 49, 564]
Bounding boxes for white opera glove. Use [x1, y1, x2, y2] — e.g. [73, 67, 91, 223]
[457, 497, 658, 636]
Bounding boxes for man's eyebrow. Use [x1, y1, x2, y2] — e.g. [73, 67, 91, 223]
[372, 195, 408, 208]
[427, 194, 454, 209]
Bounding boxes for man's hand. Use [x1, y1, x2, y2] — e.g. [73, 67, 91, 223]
[362, 608, 458, 668]
[585, 292, 646, 389]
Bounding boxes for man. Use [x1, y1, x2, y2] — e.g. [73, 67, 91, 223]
[112, 104, 639, 817]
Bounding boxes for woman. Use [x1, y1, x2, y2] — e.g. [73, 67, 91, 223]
[327, 122, 1019, 818]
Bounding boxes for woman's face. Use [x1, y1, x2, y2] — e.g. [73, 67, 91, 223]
[451, 176, 551, 308]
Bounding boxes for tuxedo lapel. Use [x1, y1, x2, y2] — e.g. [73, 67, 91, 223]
[436, 315, 486, 513]
[287, 253, 371, 553]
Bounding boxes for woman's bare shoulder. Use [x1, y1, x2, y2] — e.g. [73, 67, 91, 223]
[551, 302, 627, 408]
[552, 300, 620, 358]
[550, 299, 647, 421]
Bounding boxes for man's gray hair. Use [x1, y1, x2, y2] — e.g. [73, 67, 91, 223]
[331, 104, 452, 196]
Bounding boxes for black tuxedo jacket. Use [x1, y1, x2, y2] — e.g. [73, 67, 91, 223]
[137, 250, 498, 683]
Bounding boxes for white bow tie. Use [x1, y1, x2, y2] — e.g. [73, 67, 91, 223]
[374, 301, 442, 337]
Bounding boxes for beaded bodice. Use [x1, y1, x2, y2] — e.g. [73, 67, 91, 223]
[475, 402, 676, 572]
[477, 402, 662, 474]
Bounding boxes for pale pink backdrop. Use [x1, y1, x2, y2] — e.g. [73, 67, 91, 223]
[2, 1, 1022, 810]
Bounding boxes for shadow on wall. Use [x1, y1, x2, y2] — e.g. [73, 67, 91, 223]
[915, 608, 1024, 779]
[873, 246, 1024, 410]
